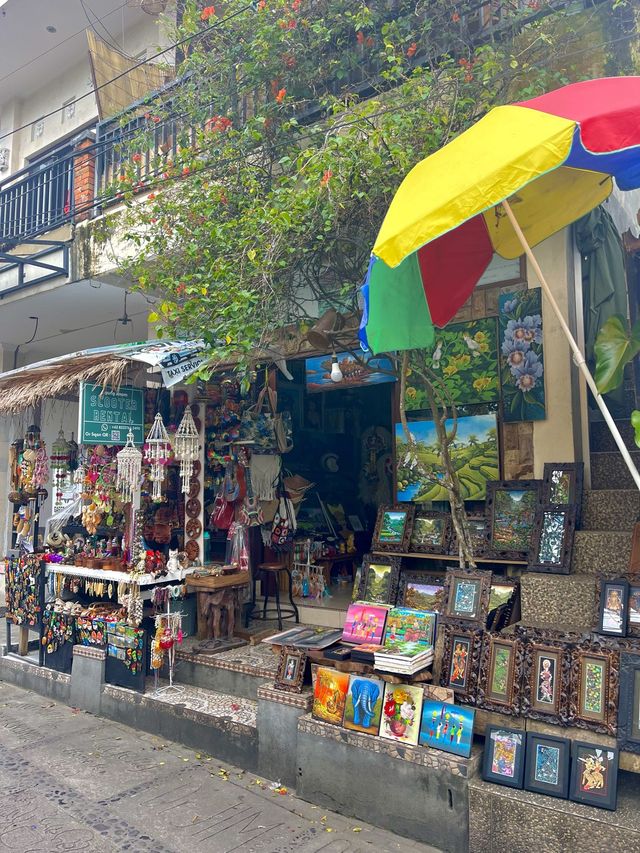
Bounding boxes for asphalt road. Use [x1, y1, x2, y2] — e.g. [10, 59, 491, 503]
[0, 680, 441, 853]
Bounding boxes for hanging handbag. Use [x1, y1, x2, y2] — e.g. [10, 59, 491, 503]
[241, 384, 293, 454]
[271, 494, 296, 551]
[210, 487, 235, 530]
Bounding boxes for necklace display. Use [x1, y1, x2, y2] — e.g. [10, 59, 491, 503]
[6, 554, 42, 626]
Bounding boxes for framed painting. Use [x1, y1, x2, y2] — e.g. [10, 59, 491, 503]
[419, 699, 475, 758]
[439, 624, 483, 703]
[617, 653, 640, 754]
[311, 667, 350, 726]
[274, 646, 307, 693]
[596, 578, 629, 638]
[342, 602, 390, 645]
[524, 732, 570, 799]
[442, 569, 492, 625]
[520, 635, 572, 724]
[498, 287, 546, 422]
[478, 633, 524, 715]
[343, 674, 385, 736]
[396, 573, 445, 612]
[569, 644, 619, 736]
[487, 580, 519, 631]
[485, 480, 541, 560]
[372, 504, 415, 553]
[528, 507, 576, 574]
[628, 579, 640, 637]
[409, 511, 451, 555]
[542, 462, 584, 510]
[404, 317, 500, 410]
[569, 741, 619, 810]
[383, 607, 437, 648]
[357, 555, 402, 605]
[449, 514, 489, 559]
[379, 681, 424, 746]
[305, 352, 395, 393]
[482, 725, 525, 788]
[395, 413, 499, 503]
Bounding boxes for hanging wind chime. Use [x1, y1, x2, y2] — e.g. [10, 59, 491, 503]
[173, 405, 199, 493]
[144, 413, 172, 501]
[50, 429, 70, 505]
[116, 430, 143, 504]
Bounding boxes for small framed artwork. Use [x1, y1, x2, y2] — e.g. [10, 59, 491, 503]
[274, 646, 307, 693]
[482, 725, 525, 788]
[343, 674, 385, 736]
[627, 579, 640, 637]
[372, 504, 415, 553]
[485, 480, 540, 560]
[542, 461, 583, 510]
[409, 511, 451, 554]
[379, 681, 424, 746]
[596, 578, 629, 637]
[449, 514, 489, 558]
[419, 699, 475, 758]
[524, 732, 570, 799]
[357, 554, 402, 605]
[569, 645, 619, 735]
[311, 666, 350, 726]
[442, 569, 492, 625]
[440, 625, 483, 703]
[569, 741, 619, 810]
[520, 635, 571, 724]
[528, 507, 576, 574]
[478, 633, 524, 715]
[342, 602, 390, 645]
[397, 572, 445, 611]
[487, 579, 519, 631]
[617, 652, 640, 754]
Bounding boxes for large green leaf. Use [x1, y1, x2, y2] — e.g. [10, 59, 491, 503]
[632, 410, 640, 450]
[594, 315, 640, 395]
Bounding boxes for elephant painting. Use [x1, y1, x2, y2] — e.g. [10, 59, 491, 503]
[345, 676, 383, 734]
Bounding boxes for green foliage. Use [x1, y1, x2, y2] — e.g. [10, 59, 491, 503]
[594, 314, 640, 395]
[110, 0, 597, 370]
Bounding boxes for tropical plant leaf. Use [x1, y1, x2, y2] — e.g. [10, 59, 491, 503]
[594, 315, 640, 395]
[632, 410, 640, 450]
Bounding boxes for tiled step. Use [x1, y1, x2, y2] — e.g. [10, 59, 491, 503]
[590, 418, 637, 453]
[520, 573, 596, 630]
[571, 530, 632, 574]
[581, 488, 640, 531]
[590, 450, 640, 490]
[175, 639, 278, 699]
[469, 773, 640, 853]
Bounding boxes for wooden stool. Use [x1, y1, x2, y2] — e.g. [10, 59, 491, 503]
[255, 561, 299, 630]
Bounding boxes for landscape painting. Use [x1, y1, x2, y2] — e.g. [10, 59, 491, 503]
[489, 484, 538, 553]
[383, 607, 437, 648]
[400, 575, 445, 612]
[419, 699, 475, 758]
[343, 674, 385, 736]
[312, 667, 350, 726]
[306, 352, 395, 393]
[396, 414, 499, 502]
[404, 318, 499, 409]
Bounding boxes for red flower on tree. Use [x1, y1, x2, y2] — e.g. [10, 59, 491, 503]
[201, 5, 215, 20]
[406, 42, 417, 57]
[275, 87, 287, 103]
[356, 30, 364, 44]
[452, 11, 460, 22]
[320, 169, 332, 187]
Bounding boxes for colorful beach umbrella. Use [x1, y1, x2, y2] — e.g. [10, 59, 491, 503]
[360, 76, 640, 354]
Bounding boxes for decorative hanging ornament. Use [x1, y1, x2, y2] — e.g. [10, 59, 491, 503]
[51, 430, 70, 501]
[173, 405, 199, 494]
[116, 430, 143, 504]
[144, 413, 172, 501]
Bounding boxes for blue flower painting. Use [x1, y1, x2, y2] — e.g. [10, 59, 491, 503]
[499, 289, 546, 422]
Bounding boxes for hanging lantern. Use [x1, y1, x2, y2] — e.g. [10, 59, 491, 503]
[25, 424, 41, 449]
[116, 430, 143, 504]
[144, 413, 172, 501]
[173, 405, 199, 493]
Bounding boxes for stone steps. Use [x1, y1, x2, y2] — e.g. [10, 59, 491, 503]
[520, 573, 596, 630]
[469, 773, 640, 853]
[175, 638, 279, 699]
[590, 450, 640, 490]
[581, 489, 640, 531]
[590, 418, 637, 454]
[571, 529, 632, 574]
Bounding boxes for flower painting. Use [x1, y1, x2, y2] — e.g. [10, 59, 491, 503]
[396, 414, 498, 502]
[499, 288, 546, 422]
[380, 682, 424, 746]
[404, 318, 499, 409]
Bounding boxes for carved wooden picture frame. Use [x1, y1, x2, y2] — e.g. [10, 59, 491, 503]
[617, 652, 640, 755]
[409, 510, 451, 555]
[357, 554, 402, 606]
[528, 507, 577, 575]
[274, 645, 308, 693]
[372, 503, 415, 553]
[439, 624, 483, 704]
[542, 461, 584, 524]
[568, 642, 619, 736]
[442, 568, 492, 626]
[477, 632, 524, 716]
[396, 572, 445, 611]
[449, 514, 489, 559]
[520, 632, 572, 725]
[485, 480, 541, 561]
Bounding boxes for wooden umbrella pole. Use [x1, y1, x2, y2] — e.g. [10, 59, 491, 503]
[502, 199, 640, 493]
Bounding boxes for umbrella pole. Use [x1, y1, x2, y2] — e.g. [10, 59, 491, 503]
[502, 199, 640, 493]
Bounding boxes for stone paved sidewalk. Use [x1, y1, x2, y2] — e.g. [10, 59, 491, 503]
[0, 680, 441, 853]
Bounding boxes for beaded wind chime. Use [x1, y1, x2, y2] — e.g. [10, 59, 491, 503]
[50, 430, 70, 508]
[173, 405, 199, 493]
[144, 413, 172, 501]
[116, 430, 143, 504]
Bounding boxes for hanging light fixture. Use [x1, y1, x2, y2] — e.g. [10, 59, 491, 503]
[330, 352, 343, 383]
[116, 430, 143, 504]
[144, 413, 172, 501]
[173, 405, 200, 493]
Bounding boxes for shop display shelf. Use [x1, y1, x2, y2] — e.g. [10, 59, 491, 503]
[47, 563, 193, 587]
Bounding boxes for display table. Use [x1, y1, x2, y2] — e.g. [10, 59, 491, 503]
[186, 571, 250, 641]
[47, 563, 193, 586]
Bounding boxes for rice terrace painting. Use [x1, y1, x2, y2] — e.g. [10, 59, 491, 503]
[396, 413, 498, 502]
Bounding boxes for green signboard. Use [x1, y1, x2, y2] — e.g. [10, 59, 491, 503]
[79, 382, 144, 446]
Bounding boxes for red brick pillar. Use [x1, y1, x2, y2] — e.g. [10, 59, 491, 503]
[72, 131, 96, 224]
